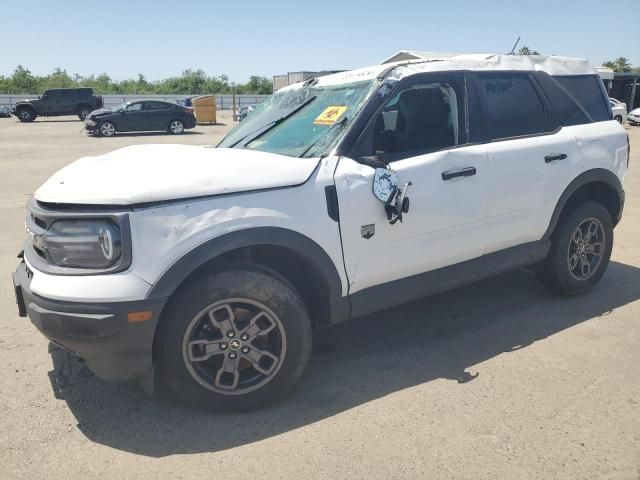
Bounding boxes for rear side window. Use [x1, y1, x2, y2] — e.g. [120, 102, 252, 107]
[535, 73, 590, 126]
[146, 101, 169, 111]
[478, 74, 548, 140]
[553, 75, 610, 122]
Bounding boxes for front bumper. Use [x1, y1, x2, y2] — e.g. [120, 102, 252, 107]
[13, 261, 166, 382]
[627, 115, 640, 125]
[84, 121, 99, 133]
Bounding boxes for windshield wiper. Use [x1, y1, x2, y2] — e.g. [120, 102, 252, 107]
[228, 96, 317, 148]
[297, 115, 348, 158]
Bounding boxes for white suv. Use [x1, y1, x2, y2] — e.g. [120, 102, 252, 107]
[13, 54, 629, 411]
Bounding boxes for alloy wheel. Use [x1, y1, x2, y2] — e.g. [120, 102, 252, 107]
[100, 122, 115, 136]
[182, 298, 287, 395]
[567, 217, 605, 281]
[170, 120, 184, 134]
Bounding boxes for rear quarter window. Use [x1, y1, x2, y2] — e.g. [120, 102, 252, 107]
[553, 75, 611, 122]
[534, 73, 591, 126]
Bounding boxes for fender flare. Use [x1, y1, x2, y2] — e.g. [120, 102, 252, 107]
[147, 227, 348, 322]
[543, 168, 624, 239]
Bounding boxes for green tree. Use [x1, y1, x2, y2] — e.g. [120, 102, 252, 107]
[44, 67, 75, 89]
[602, 57, 632, 72]
[10, 65, 38, 93]
[0, 66, 272, 95]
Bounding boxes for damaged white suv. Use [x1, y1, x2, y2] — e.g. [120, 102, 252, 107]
[13, 54, 629, 411]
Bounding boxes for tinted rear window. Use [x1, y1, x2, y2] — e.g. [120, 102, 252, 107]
[535, 74, 591, 126]
[146, 102, 170, 110]
[553, 75, 610, 122]
[478, 74, 548, 139]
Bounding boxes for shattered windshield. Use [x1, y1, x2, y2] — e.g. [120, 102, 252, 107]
[218, 80, 377, 158]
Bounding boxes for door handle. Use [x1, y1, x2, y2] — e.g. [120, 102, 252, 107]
[442, 167, 476, 181]
[544, 153, 567, 163]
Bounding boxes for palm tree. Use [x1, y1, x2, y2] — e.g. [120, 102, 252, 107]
[603, 57, 632, 72]
[517, 46, 541, 56]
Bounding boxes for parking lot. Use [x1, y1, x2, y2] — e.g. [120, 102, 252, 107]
[0, 115, 639, 479]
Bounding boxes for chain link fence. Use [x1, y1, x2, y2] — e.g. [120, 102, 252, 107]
[0, 94, 269, 110]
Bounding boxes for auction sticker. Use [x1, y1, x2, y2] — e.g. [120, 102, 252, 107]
[314, 106, 348, 125]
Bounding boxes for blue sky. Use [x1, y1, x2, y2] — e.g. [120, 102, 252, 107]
[2, 0, 638, 82]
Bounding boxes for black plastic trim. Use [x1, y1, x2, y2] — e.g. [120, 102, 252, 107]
[147, 227, 349, 324]
[543, 168, 624, 238]
[324, 185, 339, 221]
[13, 261, 165, 382]
[349, 240, 551, 319]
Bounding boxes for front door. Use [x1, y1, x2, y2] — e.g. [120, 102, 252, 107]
[334, 74, 491, 300]
[118, 102, 147, 131]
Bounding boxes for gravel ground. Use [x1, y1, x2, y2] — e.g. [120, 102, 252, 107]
[0, 114, 639, 479]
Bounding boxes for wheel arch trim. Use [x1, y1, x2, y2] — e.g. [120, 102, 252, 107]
[543, 168, 624, 239]
[147, 227, 349, 322]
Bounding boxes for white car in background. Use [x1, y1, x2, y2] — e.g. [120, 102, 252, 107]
[609, 98, 627, 124]
[627, 107, 640, 126]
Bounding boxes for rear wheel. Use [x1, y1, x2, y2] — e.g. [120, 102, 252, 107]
[615, 115, 623, 123]
[157, 264, 312, 411]
[168, 119, 185, 134]
[98, 121, 116, 137]
[16, 107, 36, 122]
[537, 201, 613, 295]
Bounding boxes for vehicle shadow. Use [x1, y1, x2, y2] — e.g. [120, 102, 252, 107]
[49, 261, 640, 457]
[18, 119, 82, 123]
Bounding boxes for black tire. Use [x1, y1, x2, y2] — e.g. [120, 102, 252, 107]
[168, 119, 185, 134]
[614, 115, 622, 124]
[537, 201, 613, 295]
[77, 106, 91, 121]
[156, 264, 313, 412]
[16, 107, 36, 122]
[98, 121, 116, 137]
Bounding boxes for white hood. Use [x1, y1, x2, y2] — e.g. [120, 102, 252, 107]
[35, 145, 319, 205]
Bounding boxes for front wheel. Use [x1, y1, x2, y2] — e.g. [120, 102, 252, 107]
[156, 264, 313, 411]
[537, 201, 613, 295]
[17, 108, 36, 122]
[168, 119, 185, 134]
[98, 121, 116, 137]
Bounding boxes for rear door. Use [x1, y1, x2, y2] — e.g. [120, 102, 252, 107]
[145, 101, 172, 131]
[59, 90, 75, 114]
[475, 72, 580, 252]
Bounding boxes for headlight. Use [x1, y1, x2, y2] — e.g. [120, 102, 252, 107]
[85, 118, 97, 126]
[43, 220, 122, 268]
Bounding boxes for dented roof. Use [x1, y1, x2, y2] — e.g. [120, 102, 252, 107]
[309, 54, 597, 88]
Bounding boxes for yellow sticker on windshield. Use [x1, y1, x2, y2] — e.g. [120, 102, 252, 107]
[314, 106, 348, 125]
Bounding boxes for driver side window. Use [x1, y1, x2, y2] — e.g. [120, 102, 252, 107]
[371, 79, 464, 160]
